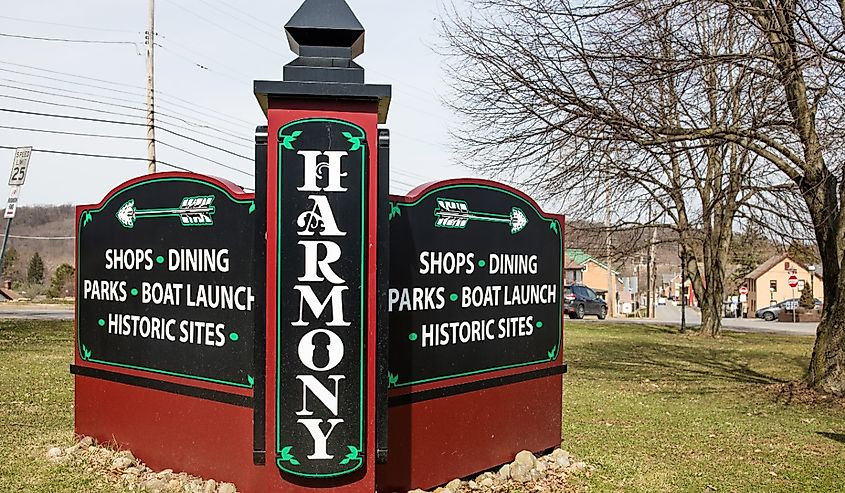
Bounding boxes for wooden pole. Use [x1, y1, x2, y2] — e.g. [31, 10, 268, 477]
[605, 179, 614, 317]
[146, 0, 157, 173]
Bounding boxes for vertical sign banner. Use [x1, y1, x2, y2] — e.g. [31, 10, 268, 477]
[76, 175, 255, 388]
[388, 182, 563, 387]
[276, 119, 367, 477]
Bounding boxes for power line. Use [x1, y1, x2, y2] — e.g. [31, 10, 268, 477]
[204, 0, 279, 32]
[155, 41, 249, 87]
[157, 127, 251, 161]
[392, 167, 432, 181]
[0, 32, 139, 48]
[0, 81, 147, 114]
[161, 0, 283, 58]
[0, 60, 256, 129]
[155, 5, 443, 116]
[0, 144, 191, 172]
[0, 107, 140, 126]
[0, 110, 248, 176]
[158, 141, 252, 177]
[156, 91, 255, 128]
[0, 93, 147, 120]
[0, 124, 144, 141]
[157, 33, 248, 76]
[0, 75, 143, 106]
[0, 103, 249, 166]
[0, 66, 147, 99]
[155, 114, 251, 147]
[0, 74, 252, 143]
[0, 59, 144, 89]
[192, 0, 280, 38]
[0, 80, 248, 146]
[0, 92, 250, 150]
[0, 15, 138, 34]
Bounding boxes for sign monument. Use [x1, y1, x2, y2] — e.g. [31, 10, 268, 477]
[72, 2, 565, 492]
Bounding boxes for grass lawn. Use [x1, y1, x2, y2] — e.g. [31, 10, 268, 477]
[0, 320, 126, 493]
[563, 322, 845, 493]
[1, 320, 843, 492]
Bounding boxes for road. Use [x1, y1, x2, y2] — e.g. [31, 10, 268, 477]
[0, 303, 73, 320]
[600, 303, 818, 336]
[0, 301, 819, 336]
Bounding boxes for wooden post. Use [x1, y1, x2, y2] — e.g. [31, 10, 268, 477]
[146, 0, 157, 173]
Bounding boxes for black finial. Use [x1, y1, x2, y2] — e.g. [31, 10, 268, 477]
[283, 0, 366, 83]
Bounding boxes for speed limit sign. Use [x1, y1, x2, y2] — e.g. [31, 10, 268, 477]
[8, 147, 31, 186]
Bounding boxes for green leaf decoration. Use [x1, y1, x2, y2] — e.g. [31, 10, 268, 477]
[550, 220, 559, 235]
[280, 130, 303, 150]
[278, 445, 300, 466]
[388, 203, 402, 220]
[81, 344, 92, 360]
[340, 445, 361, 465]
[248, 202, 256, 214]
[547, 345, 558, 360]
[341, 131, 364, 152]
[247, 375, 255, 387]
[82, 211, 93, 227]
[388, 371, 399, 388]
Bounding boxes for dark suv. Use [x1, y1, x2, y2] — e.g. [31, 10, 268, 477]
[564, 284, 608, 319]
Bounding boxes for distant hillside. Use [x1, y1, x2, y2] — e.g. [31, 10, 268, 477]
[1, 205, 74, 287]
[0, 205, 797, 298]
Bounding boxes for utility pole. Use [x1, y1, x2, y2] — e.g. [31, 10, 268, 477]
[146, 0, 157, 173]
[648, 223, 657, 318]
[679, 245, 686, 333]
[605, 179, 614, 318]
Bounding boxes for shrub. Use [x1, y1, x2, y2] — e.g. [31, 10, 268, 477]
[27, 252, 44, 284]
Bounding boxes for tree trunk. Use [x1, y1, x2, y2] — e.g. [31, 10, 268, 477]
[806, 190, 845, 395]
[808, 317, 845, 395]
[696, 252, 726, 338]
[698, 292, 722, 337]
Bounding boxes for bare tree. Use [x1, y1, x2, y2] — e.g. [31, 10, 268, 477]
[440, 0, 845, 395]
[439, 0, 791, 337]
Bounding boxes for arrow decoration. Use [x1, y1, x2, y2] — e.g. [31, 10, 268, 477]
[116, 195, 216, 229]
[434, 198, 528, 234]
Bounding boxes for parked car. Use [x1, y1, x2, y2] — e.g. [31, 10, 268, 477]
[755, 298, 821, 321]
[564, 284, 608, 319]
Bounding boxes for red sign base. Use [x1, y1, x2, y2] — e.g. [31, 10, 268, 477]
[377, 374, 563, 491]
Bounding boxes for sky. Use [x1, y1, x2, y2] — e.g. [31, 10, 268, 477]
[0, 0, 475, 206]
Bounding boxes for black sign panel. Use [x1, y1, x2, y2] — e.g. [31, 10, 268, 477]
[388, 183, 562, 387]
[276, 119, 366, 478]
[76, 176, 255, 389]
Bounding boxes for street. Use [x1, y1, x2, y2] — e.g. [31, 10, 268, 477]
[577, 303, 819, 336]
[0, 303, 73, 320]
[0, 301, 819, 336]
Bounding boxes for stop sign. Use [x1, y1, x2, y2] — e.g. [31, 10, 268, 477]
[739, 286, 748, 295]
[788, 275, 799, 288]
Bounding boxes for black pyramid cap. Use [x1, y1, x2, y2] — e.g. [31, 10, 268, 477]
[255, 0, 391, 123]
[285, 0, 365, 59]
